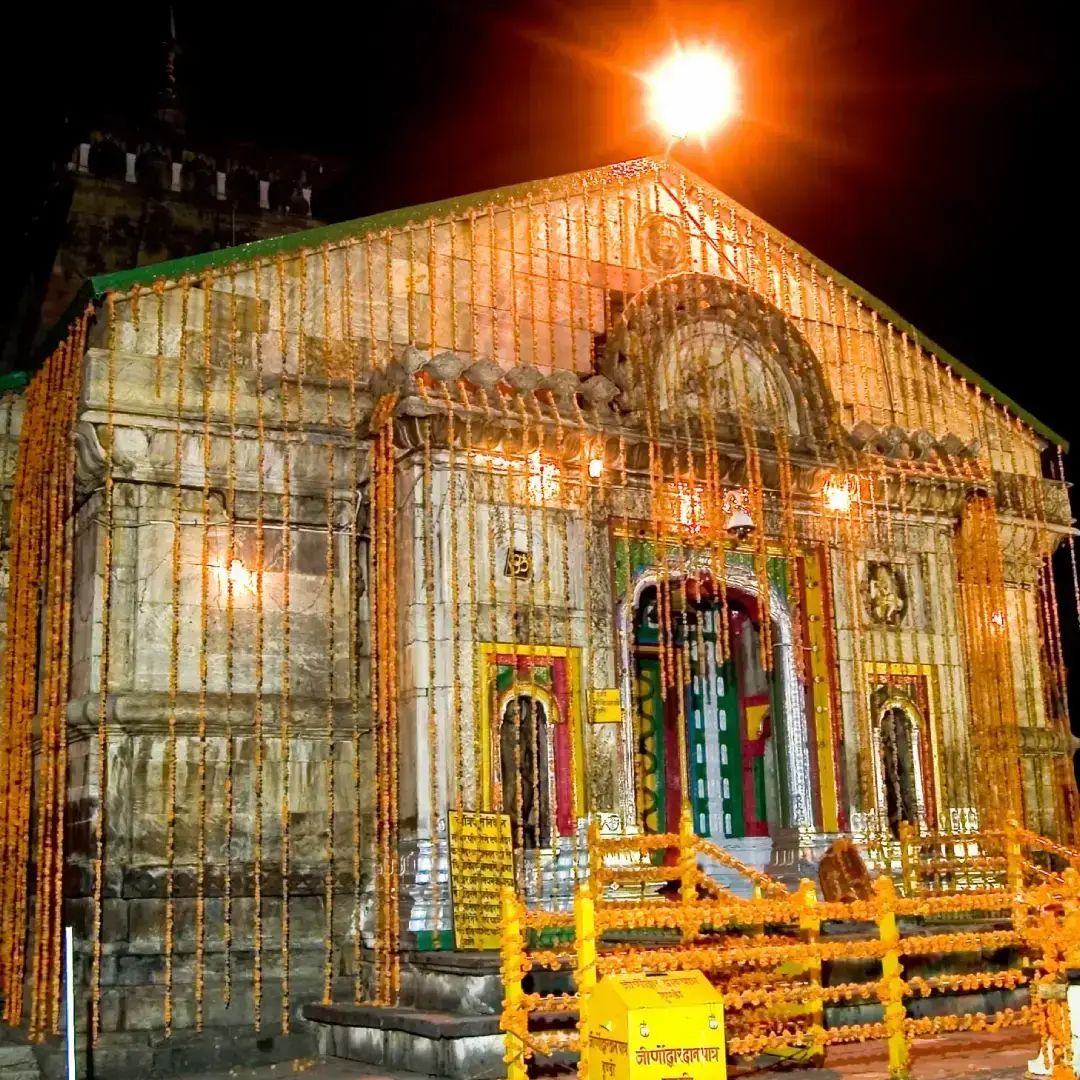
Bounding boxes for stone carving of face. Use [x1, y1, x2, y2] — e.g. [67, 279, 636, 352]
[640, 213, 686, 272]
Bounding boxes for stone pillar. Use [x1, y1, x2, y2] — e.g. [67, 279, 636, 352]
[395, 451, 451, 947]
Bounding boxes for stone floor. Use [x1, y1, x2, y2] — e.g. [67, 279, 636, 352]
[170, 1027, 1045, 1080]
[737, 1028, 1040, 1080]
[169, 1062, 428, 1080]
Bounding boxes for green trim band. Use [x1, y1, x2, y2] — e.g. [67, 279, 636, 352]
[414, 929, 455, 952]
[0, 371, 29, 393]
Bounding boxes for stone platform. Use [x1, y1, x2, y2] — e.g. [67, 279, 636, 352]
[396, 951, 503, 1016]
[3, 1025, 319, 1080]
[304, 950, 511, 1080]
[305, 1004, 503, 1080]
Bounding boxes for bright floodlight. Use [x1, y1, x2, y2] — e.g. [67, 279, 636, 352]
[647, 47, 738, 141]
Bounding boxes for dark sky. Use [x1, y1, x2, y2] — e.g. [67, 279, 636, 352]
[7, 0, 1075, 441]
[5, 0, 1080, 720]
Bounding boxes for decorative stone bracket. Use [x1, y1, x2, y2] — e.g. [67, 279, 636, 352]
[1018, 725, 1079, 759]
[73, 419, 134, 496]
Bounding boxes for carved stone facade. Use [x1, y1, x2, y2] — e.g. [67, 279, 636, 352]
[1, 158, 1075, 1062]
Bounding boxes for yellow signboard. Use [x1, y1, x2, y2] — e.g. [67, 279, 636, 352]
[588, 970, 726, 1080]
[448, 810, 515, 950]
[590, 688, 623, 724]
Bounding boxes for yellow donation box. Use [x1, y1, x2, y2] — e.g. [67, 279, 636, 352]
[588, 970, 726, 1080]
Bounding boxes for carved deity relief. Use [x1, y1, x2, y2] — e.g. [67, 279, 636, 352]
[865, 561, 908, 627]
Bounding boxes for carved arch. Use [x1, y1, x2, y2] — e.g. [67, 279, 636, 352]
[604, 272, 842, 456]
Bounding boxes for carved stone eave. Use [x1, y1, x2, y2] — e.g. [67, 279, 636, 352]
[385, 392, 987, 518]
[997, 514, 1076, 560]
[81, 347, 378, 433]
[79, 347, 1061, 530]
[868, 473, 970, 517]
[994, 471, 1072, 530]
[848, 420, 981, 464]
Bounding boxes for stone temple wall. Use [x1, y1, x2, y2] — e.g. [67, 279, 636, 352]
[1, 160, 1074, 1064]
[4, 339, 1069, 1043]
[61, 355, 376, 1035]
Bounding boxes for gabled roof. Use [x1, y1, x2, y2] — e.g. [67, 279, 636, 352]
[40, 156, 1066, 448]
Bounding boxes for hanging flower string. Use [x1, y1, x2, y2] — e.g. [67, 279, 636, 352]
[0, 159, 1076, 1054]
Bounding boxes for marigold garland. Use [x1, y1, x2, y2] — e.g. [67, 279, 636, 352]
[321, 244, 337, 1003]
[252, 257, 270, 1030]
[223, 265, 240, 1008]
[194, 270, 214, 1032]
[163, 275, 191, 1036]
[370, 402, 401, 1003]
[278, 252, 304, 1034]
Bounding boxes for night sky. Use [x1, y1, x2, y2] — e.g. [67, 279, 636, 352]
[6, 1, 1076, 438]
[5, 1, 1079, 699]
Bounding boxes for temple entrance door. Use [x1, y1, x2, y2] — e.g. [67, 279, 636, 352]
[500, 693, 553, 851]
[877, 706, 920, 839]
[478, 644, 586, 891]
[632, 579, 775, 840]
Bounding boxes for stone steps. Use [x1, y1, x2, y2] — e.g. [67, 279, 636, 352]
[305, 1003, 504, 1080]
[310, 922, 1031, 1080]
[819, 919, 1027, 1027]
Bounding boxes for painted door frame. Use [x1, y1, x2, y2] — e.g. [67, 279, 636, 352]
[476, 643, 587, 831]
[616, 555, 815, 834]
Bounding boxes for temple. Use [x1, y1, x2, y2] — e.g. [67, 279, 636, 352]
[0, 157, 1076, 1073]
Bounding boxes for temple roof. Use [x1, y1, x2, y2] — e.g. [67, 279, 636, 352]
[38, 156, 1066, 448]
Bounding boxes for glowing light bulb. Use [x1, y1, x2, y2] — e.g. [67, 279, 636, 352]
[823, 475, 854, 513]
[214, 557, 256, 597]
[228, 558, 254, 593]
[646, 46, 739, 141]
[589, 457, 604, 479]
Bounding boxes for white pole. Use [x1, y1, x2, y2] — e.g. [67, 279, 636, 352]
[64, 925, 75, 1080]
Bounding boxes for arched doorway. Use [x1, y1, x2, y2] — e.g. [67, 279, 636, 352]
[878, 706, 919, 838]
[631, 574, 779, 841]
[871, 697, 928, 838]
[500, 693, 553, 851]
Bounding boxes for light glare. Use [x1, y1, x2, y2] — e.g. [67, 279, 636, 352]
[212, 557, 256, 598]
[823, 477, 853, 514]
[647, 46, 738, 140]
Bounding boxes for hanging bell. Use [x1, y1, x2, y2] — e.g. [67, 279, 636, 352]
[725, 507, 755, 540]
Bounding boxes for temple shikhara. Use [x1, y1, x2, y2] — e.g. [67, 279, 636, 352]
[1, 157, 1078, 1075]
